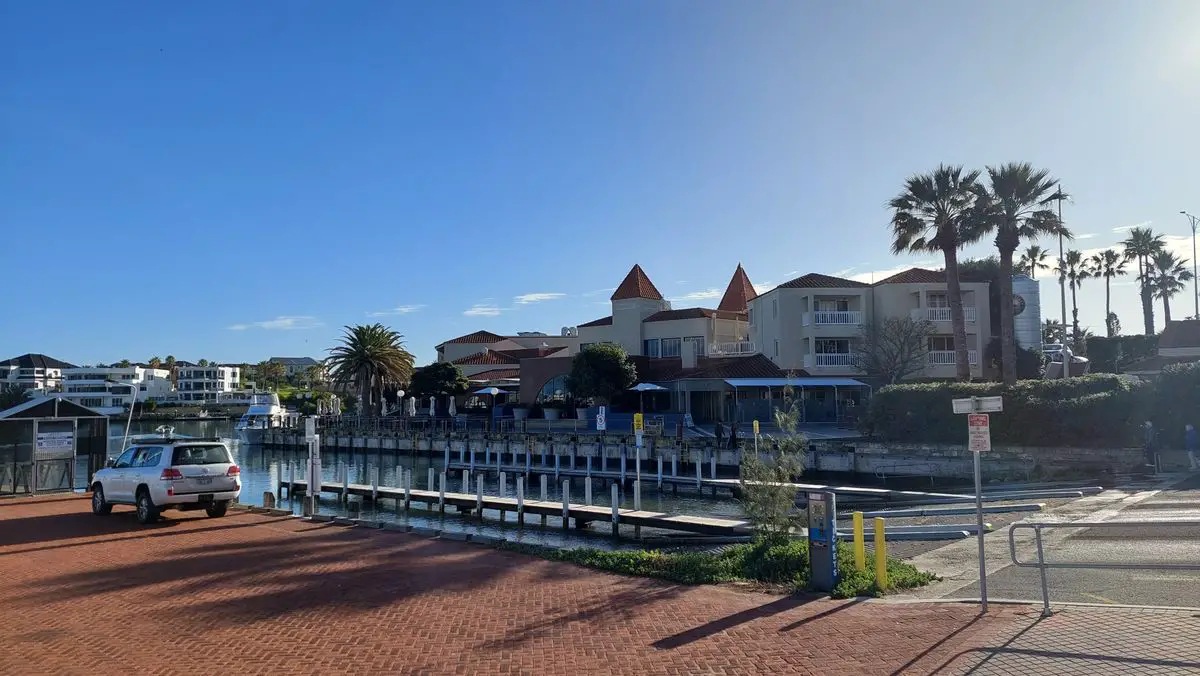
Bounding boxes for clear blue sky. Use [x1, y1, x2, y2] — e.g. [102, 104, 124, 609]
[4, 1, 1198, 365]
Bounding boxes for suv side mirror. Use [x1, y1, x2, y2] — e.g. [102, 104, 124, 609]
[106, 457, 117, 468]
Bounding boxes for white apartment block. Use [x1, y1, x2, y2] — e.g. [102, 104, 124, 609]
[748, 268, 992, 380]
[175, 364, 241, 403]
[59, 365, 173, 414]
[0, 353, 75, 392]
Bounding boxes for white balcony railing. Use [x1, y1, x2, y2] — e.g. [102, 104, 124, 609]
[911, 307, 978, 322]
[803, 353, 857, 368]
[709, 341, 758, 357]
[927, 350, 979, 366]
[802, 310, 864, 326]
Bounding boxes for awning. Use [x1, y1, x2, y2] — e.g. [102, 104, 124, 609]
[723, 378, 869, 388]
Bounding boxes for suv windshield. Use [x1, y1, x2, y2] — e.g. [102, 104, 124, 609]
[171, 445, 232, 466]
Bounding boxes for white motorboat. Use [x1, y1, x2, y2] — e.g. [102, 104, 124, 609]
[235, 393, 286, 445]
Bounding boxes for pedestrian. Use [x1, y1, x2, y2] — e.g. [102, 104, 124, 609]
[730, 420, 740, 449]
[714, 420, 724, 448]
[1143, 420, 1157, 471]
[1187, 424, 1199, 471]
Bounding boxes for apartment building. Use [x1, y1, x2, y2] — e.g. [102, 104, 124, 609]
[0, 354, 75, 392]
[175, 363, 241, 403]
[748, 268, 992, 380]
[435, 329, 583, 388]
[269, 356, 323, 379]
[59, 365, 173, 414]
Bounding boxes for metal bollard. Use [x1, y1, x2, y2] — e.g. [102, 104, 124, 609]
[561, 480, 570, 528]
[853, 512, 866, 571]
[611, 483, 620, 536]
[874, 517, 888, 590]
[517, 477, 525, 525]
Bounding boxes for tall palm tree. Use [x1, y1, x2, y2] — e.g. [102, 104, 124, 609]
[148, 356, 162, 369]
[1018, 244, 1052, 279]
[889, 165, 985, 381]
[1149, 251, 1194, 324]
[164, 355, 177, 386]
[1057, 250, 1091, 345]
[1122, 227, 1166, 335]
[978, 162, 1067, 384]
[1089, 249, 1128, 337]
[326, 323, 415, 416]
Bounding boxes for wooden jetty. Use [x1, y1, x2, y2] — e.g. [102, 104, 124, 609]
[283, 477, 752, 537]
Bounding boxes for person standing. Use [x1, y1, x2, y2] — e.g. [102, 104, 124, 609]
[1187, 424, 1199, 471]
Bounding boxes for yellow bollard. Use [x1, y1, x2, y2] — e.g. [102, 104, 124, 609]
[874, 517, 888, 590]
[852, 512, 866, 571]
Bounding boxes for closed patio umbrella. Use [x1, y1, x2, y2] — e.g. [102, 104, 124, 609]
[629, 382, 667, 413]
[448, 396, 457, 417]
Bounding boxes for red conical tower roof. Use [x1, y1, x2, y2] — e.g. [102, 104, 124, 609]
[717, 263, 757, 312]
[610, 264, 664, 301]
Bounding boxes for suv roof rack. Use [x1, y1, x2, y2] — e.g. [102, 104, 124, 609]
[130, 436, 227, 444]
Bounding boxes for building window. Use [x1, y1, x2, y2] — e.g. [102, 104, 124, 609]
[929, 336, 955, 352]
[815, 338, 850, 354]
[683, 336, 706, 357]
[81, 397, 104, 408]
[537, 375, 570, 403]
[661, 338, 681, 358]
[816, 298, 850, 312]
[643, 339, 661, 358]
[927, 293, 949, 308]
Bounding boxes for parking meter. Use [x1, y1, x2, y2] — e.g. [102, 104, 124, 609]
[806, 491, 840, 592]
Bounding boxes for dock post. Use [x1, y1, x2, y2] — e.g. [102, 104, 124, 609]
[586, 455, 592, 478]
[561, 480, 570, 529]
[443, 445, 450, 470]
[404, 469, 411, 510]
[516, 477, 525, 525]
[428, 467, 435, 492]
[569, 444, 575, 470]
[525, 447, 531, 475]
[540, 475, 548, 525]
[657, 456, 663, 489]
[342, 463, 349, 503]
[462, 469, 470, 494]
[476, 475, 484, 517]
[499, 472, 507, 521]
[710, 453, 717, 480]
[620, 446, 626, 483]
[541, 446, 546, 468]
[672, 454, 678, 477]
[695, 458, 701, 489]
[610, 484, 619, 536]
[469, 446, 475, 472]
[288, 461, 295, 499]
[371, 466, 379, 502]
[497, 445, 501, 474]
[438, 472, 446, 513]
[585, 478, 592, 505]
[485, 445, 490, 467]
[554, 453, 560, 479]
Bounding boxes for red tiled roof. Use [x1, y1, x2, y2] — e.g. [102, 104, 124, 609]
[644, 308, 746, 323]
[468, 368, 521, 382]
[718, 264, 758, 313]
[775, 273, 869, 290]
[438, 330, 507, 347]
[874, 268, 948, 285]
[500, 347, 566, 360]
[450, 350, 519, 366]
[1158, 320, 1200, 349]
[611, 264, 664, 301]
[578, 316, 613, 328]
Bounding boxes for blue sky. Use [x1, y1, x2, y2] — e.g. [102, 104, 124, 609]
[4, 1, 1198, 365]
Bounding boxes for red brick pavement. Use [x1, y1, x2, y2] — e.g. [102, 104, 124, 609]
[0, 495, 1041, 675]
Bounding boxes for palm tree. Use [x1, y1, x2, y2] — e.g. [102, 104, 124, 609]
[0, 384, 31, 411]
[1042, 319, 1066, 344]
[164, 355, 177, 386]
[1122, 227, 1166, 335]
[889, 165, 986, 381]
[1018, 244, 1052, 279]
[148, 356, 162, 369]
[978, 162, 1067, 384]
[326, 324, 415, 416]
[116, 359, 132, 368]
[1089, 249, 1128, 337]
[1057, 250, 1091, 345]
[1149, 251, 1194, 324]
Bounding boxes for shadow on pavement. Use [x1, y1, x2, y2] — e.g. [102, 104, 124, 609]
[653, 595, 816, 650]
[0, 509, 183, 548]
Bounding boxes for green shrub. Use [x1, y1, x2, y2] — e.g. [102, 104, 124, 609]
[860, 375, 1149, 447]
[1085, 335, 1160, 373]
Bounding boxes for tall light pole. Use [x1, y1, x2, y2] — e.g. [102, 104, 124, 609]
[1182, 211, 1200, 319]
[107, 379, 138, 451]
[1051, 189, 1070, 343]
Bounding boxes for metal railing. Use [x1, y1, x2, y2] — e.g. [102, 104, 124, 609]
[911, 306, 978, 322]
[802, 310, 863, 326]
[927, 350, 979, 366]
[1009, 520, 1200, 616]
[709, 341, 757, 356]
[803, 353, 857, 368]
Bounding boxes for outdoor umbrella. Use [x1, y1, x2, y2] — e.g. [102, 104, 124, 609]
[406, 396, 417, 417]
[628, 382, 667, 413]
[428, 396, 436, 417]
[448, 396, 457, 417]
[473, 387, 509, 431]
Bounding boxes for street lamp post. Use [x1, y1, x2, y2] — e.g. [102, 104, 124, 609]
[1182, 211, 1200, 319]
[107, 379, 138, 451]
[1052, 190, 1070, 340]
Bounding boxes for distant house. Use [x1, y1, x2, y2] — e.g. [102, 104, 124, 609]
[1123, 320, 1200, 377]
[0, 353, 76, 392]
[269, 357, 323, 379]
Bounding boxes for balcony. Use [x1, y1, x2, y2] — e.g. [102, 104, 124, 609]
[803, 353, 857, 368]
[802, 310, 864, 326]
[911, 307, 978, 323]
[927, 350, 979, 366]
[709, 341, 758, 357]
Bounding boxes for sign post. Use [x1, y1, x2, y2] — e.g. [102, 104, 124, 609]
[952, 397, 1000, 613]
[752, 419, 760, 457]
[304, 416, 321, 516]
[595, 406, 607, 432]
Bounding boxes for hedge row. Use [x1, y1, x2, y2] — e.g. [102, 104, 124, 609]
[1083, 335, 1159, 373]
[859, 374, 1151, 448]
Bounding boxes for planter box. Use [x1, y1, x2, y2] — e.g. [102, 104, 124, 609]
[545, 409, 561, 420]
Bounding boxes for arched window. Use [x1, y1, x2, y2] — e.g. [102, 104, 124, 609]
[536, 375, 570, 403]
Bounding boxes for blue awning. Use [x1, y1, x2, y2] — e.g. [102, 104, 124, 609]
[723, 378, 869, 388]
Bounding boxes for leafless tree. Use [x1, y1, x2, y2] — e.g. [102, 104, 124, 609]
[853, 317, 935, 384]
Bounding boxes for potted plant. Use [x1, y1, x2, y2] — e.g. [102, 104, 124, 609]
[543, 399, 564, 420]
[512, 404, 529, 421]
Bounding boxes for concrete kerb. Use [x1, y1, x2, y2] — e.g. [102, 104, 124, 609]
[874, 597, 1200, 613]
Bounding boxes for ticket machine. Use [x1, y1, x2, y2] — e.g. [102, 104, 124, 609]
[807, 491, 840, 592]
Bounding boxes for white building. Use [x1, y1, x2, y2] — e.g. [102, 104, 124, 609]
[175, 363, 241, 403]
[59, 365, 174, 414]
[0, 353, 75, 392]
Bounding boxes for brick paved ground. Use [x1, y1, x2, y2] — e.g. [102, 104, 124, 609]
[1, 496, 1195, 675]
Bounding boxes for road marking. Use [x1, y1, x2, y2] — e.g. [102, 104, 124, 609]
[1080, 592, 1116, 604]
[1131, 574, 1200, 582]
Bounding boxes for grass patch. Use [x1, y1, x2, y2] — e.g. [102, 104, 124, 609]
[497, 539, 937, 598]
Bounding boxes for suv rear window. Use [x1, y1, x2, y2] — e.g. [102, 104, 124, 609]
[171, 444, 232, 466]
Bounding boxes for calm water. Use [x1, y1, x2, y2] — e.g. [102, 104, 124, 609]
[105, 419, 751, 549]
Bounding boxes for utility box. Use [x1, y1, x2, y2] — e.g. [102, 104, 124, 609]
[807, 491, 840, 592]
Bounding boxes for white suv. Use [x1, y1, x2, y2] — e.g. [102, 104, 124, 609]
[91, 438, 241, 525]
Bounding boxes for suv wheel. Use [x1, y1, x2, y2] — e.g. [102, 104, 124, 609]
[135, 488, 159, 525]
[205, 501, 229, 518]
[91, 485, 112, 515]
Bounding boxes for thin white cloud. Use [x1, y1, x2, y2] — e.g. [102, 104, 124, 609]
[1111, 220, 1152, 233]
[831, 267, 856, 278]
[582, 287, 616, 297]
[752, 282, 774, 295]
[514, 292, 565, 305]
[367, 304, 424, 317]
[227, 315, 323, 331]
[1074, 233, 1096, 240]
[463, 304, 503, 317]
[670, 288, 722, 303]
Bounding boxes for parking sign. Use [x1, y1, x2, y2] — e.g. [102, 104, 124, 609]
[967, 414, 990, 453]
